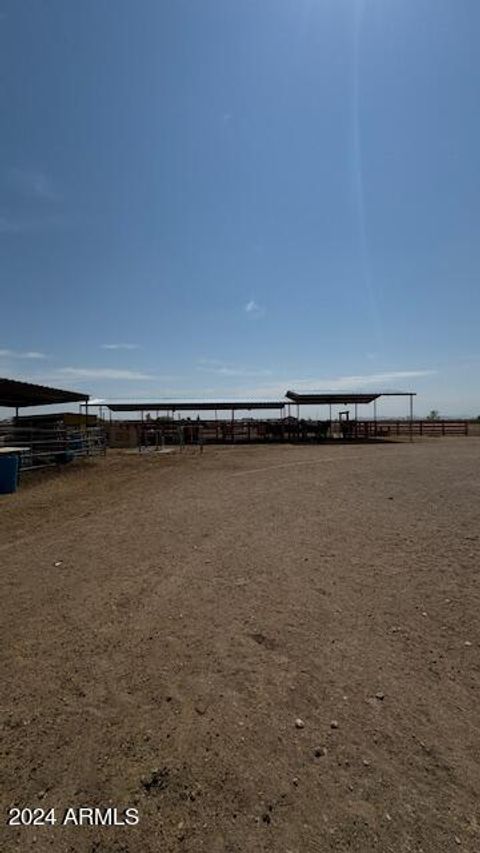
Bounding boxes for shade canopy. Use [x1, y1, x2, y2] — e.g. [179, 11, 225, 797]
[0, 378, 89, 409]
[286, 390, 380, 405]
[285, 390, 416, 405]
[104, 399, 286, 412]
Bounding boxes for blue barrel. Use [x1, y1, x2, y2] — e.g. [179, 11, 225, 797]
[0, 455, 19, 494]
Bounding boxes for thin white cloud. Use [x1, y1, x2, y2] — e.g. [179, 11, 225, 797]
[290, 370, 436, 391]
[0, 348, 47, 359]
[196, 358, 271, 377]
[7, 168, 59, 201]
[0, 217, 23, 234]
[0, 213, 67, 234]
[245, 300, 265, 318]
[101, 343, 141, 350]
[228, 370, 436, 399]
[53, 368, 153, 381]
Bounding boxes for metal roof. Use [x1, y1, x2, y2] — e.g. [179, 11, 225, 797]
[285, 390, 415, 405]
[103, 399, 286, 412]
[0, 378, 89, 409]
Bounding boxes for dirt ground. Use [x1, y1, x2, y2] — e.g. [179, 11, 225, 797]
[1, 439, 480, 853]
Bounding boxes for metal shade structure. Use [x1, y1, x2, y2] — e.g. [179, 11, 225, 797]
[285, 389, 417, 441]
[0, 378, 89, 409]
[82, 388, 420, 446]
[99, 399, 286, 413]
[286, 390, 417, 404]
[286, 390, 381, 405]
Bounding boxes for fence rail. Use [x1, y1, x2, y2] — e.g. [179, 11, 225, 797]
[103, 417, 480, 447]
[0, 424, 107, 470]
[363, 419, 480, 437]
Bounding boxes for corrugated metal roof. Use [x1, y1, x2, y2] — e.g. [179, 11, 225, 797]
[103, 399, 286, 412]
[285, 390, 380, 404]
[0, 378, 89, 408]
[285, 390, 416, 404]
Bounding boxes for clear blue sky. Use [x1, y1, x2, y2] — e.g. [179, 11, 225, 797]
[1, 0, 479, 416]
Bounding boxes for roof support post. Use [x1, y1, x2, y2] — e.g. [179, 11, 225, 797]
[85, 398, 90, 454]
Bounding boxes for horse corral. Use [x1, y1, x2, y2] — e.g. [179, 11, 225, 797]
[2, 438, 480, 852]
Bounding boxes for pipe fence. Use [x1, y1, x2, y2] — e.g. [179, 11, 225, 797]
[0, 423, 107, 471]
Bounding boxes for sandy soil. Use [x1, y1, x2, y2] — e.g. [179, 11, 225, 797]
[1, 439, 480, 853]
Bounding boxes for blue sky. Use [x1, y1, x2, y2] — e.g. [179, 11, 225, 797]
[1, 0, 479, 416]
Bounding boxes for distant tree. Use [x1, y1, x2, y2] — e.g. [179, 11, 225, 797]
[427, 409, 440, 420]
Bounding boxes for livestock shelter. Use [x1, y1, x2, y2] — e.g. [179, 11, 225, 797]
[86, 391, 419, 448]
[285, 390, 417, 440]
[91, 399, 287, 447]
[0, 378, 105, 473]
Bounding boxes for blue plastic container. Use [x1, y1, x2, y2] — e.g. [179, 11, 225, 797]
[0, 455, 19, 494]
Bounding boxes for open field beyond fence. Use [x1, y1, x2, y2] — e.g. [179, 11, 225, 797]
[1, 438, 480, 852]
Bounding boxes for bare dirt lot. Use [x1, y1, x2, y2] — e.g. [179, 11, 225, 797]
[1, 439, 480, 853]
